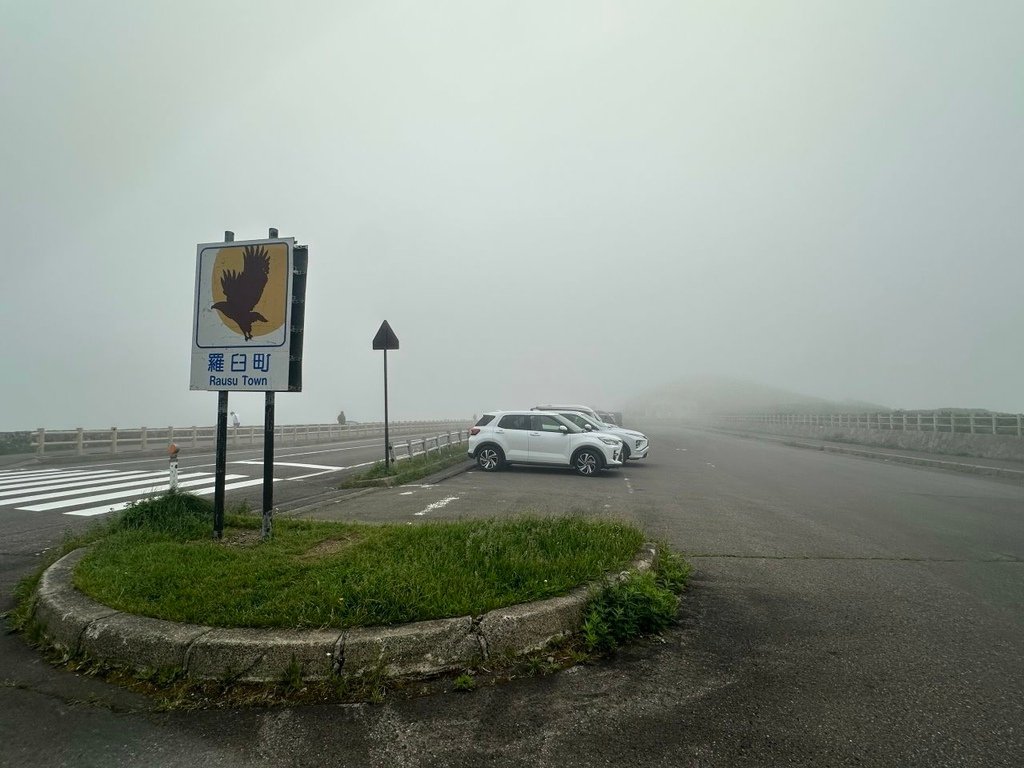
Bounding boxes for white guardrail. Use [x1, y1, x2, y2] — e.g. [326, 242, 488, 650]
[25, 420, 472, 456]
[717, 411, 1024, 438]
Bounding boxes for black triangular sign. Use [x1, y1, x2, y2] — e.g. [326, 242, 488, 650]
[372, 320, 400, 350]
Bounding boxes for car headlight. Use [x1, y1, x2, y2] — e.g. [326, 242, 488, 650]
[599, 437, 621, 446]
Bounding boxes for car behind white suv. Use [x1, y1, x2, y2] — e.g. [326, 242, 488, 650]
[469, 410, 623, 476]
[534, 409, 650, 461]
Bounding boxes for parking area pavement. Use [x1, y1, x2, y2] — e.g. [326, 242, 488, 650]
[293, 463, 650, 525]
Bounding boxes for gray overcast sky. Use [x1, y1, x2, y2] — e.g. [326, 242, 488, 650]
[1, 0, 1021, 430]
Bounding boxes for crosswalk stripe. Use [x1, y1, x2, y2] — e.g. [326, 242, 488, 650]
[0, 469, 136, 489]
[18, 474, 248, 512]
[0, 472, 213, 506]
[0, 471, 155, 497]
[64, 477, 273, 517]
[0, 469, 66, 480]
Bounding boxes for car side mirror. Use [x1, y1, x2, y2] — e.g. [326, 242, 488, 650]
[584, 424, 593, 431]
[559, 425, 568, 433]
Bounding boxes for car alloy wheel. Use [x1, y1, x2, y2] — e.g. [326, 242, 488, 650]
[574, 449, 600, 476]
[477, 446, 503, 471]
[620, 445, 631, 462]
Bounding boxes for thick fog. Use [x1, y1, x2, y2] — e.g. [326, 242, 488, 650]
[2, 1, 1021, 430]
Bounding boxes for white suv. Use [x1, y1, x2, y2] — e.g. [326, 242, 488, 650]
[535, 409, 650, 462]
[469, 410, 623, 477]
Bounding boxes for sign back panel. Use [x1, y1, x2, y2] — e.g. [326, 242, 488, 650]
[190, 238, 295, 391]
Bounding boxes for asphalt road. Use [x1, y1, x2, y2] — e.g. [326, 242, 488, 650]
[2, 424, 1022, 767]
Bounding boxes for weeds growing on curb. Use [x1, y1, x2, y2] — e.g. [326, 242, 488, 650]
[581, 548, 691, 653]
[452, 673, 476, 691]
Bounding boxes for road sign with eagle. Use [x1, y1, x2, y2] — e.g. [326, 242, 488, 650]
[190, 237, 295, 391]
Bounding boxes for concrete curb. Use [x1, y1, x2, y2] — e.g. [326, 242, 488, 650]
[32, 543, 657, 684]
[708, 428, 1024, 483]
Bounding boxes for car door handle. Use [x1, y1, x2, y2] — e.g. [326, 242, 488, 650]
[529, 431, 541, 436]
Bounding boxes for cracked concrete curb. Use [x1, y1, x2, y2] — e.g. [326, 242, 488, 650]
[32, 543, 657, 684]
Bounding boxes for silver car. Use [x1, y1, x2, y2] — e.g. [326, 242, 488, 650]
[535, 409, 650, 461]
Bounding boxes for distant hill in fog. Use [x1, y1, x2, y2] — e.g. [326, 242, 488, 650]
[623, 376, 890, 417]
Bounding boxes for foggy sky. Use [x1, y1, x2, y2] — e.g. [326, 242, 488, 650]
[2, 0, 1022, 431]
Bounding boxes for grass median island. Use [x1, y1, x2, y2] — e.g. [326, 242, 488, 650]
[9, 493, 692, 705]
[69, 494, 647, 629]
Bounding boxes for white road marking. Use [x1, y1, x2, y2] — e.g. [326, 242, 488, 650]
[19, 474, 247, 512]
[399, 491, 414, 496]
[65, 477, 273, 517]
[0, 469, 137, 489]
[286, 461, 377, 481]
[0, 473, 212, 506]
[414, 496, 459, 516]
[0, 469, 65, 477]
[706, 463, 716, 468]
[0, 470, 164, 498]
[624, 477, 634, 494]
[233, 461, 341, 470]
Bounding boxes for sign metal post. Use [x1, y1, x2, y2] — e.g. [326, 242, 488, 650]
[372, 321, 400, 471]
[191, 228, 307, 541]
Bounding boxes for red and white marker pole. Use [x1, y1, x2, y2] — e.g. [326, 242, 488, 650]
[168, 442, 180, 492]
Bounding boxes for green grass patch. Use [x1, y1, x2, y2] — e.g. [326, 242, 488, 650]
[341, 442, 468, 488]
[581, 545, 692, 652]
[70, 499, 645, 629]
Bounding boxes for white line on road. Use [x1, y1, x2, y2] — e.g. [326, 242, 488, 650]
[64, 477, 273, 517]
[0, 471, 161, 498]
[414, 496, 460, 516]
[19, 474, 246, 512]
[233, 461, 342, 470]
[0, 469, 65, 477]
[1, 473, 212, 506]
[284, 461, 377, 481]
[0, 469, 140, 490]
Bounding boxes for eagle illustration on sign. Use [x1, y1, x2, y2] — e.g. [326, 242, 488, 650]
[193, 238, 290, 353]
[212, 245, 270, 340]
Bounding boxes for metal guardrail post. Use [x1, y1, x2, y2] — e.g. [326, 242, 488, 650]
[111, 427, 118, 454]
[76, 428, 84, 455]
[36, 428, 45, 456]
[141, 426, 148, 451]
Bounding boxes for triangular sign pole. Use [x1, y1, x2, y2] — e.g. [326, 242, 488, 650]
[372, 321, 399, 470]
